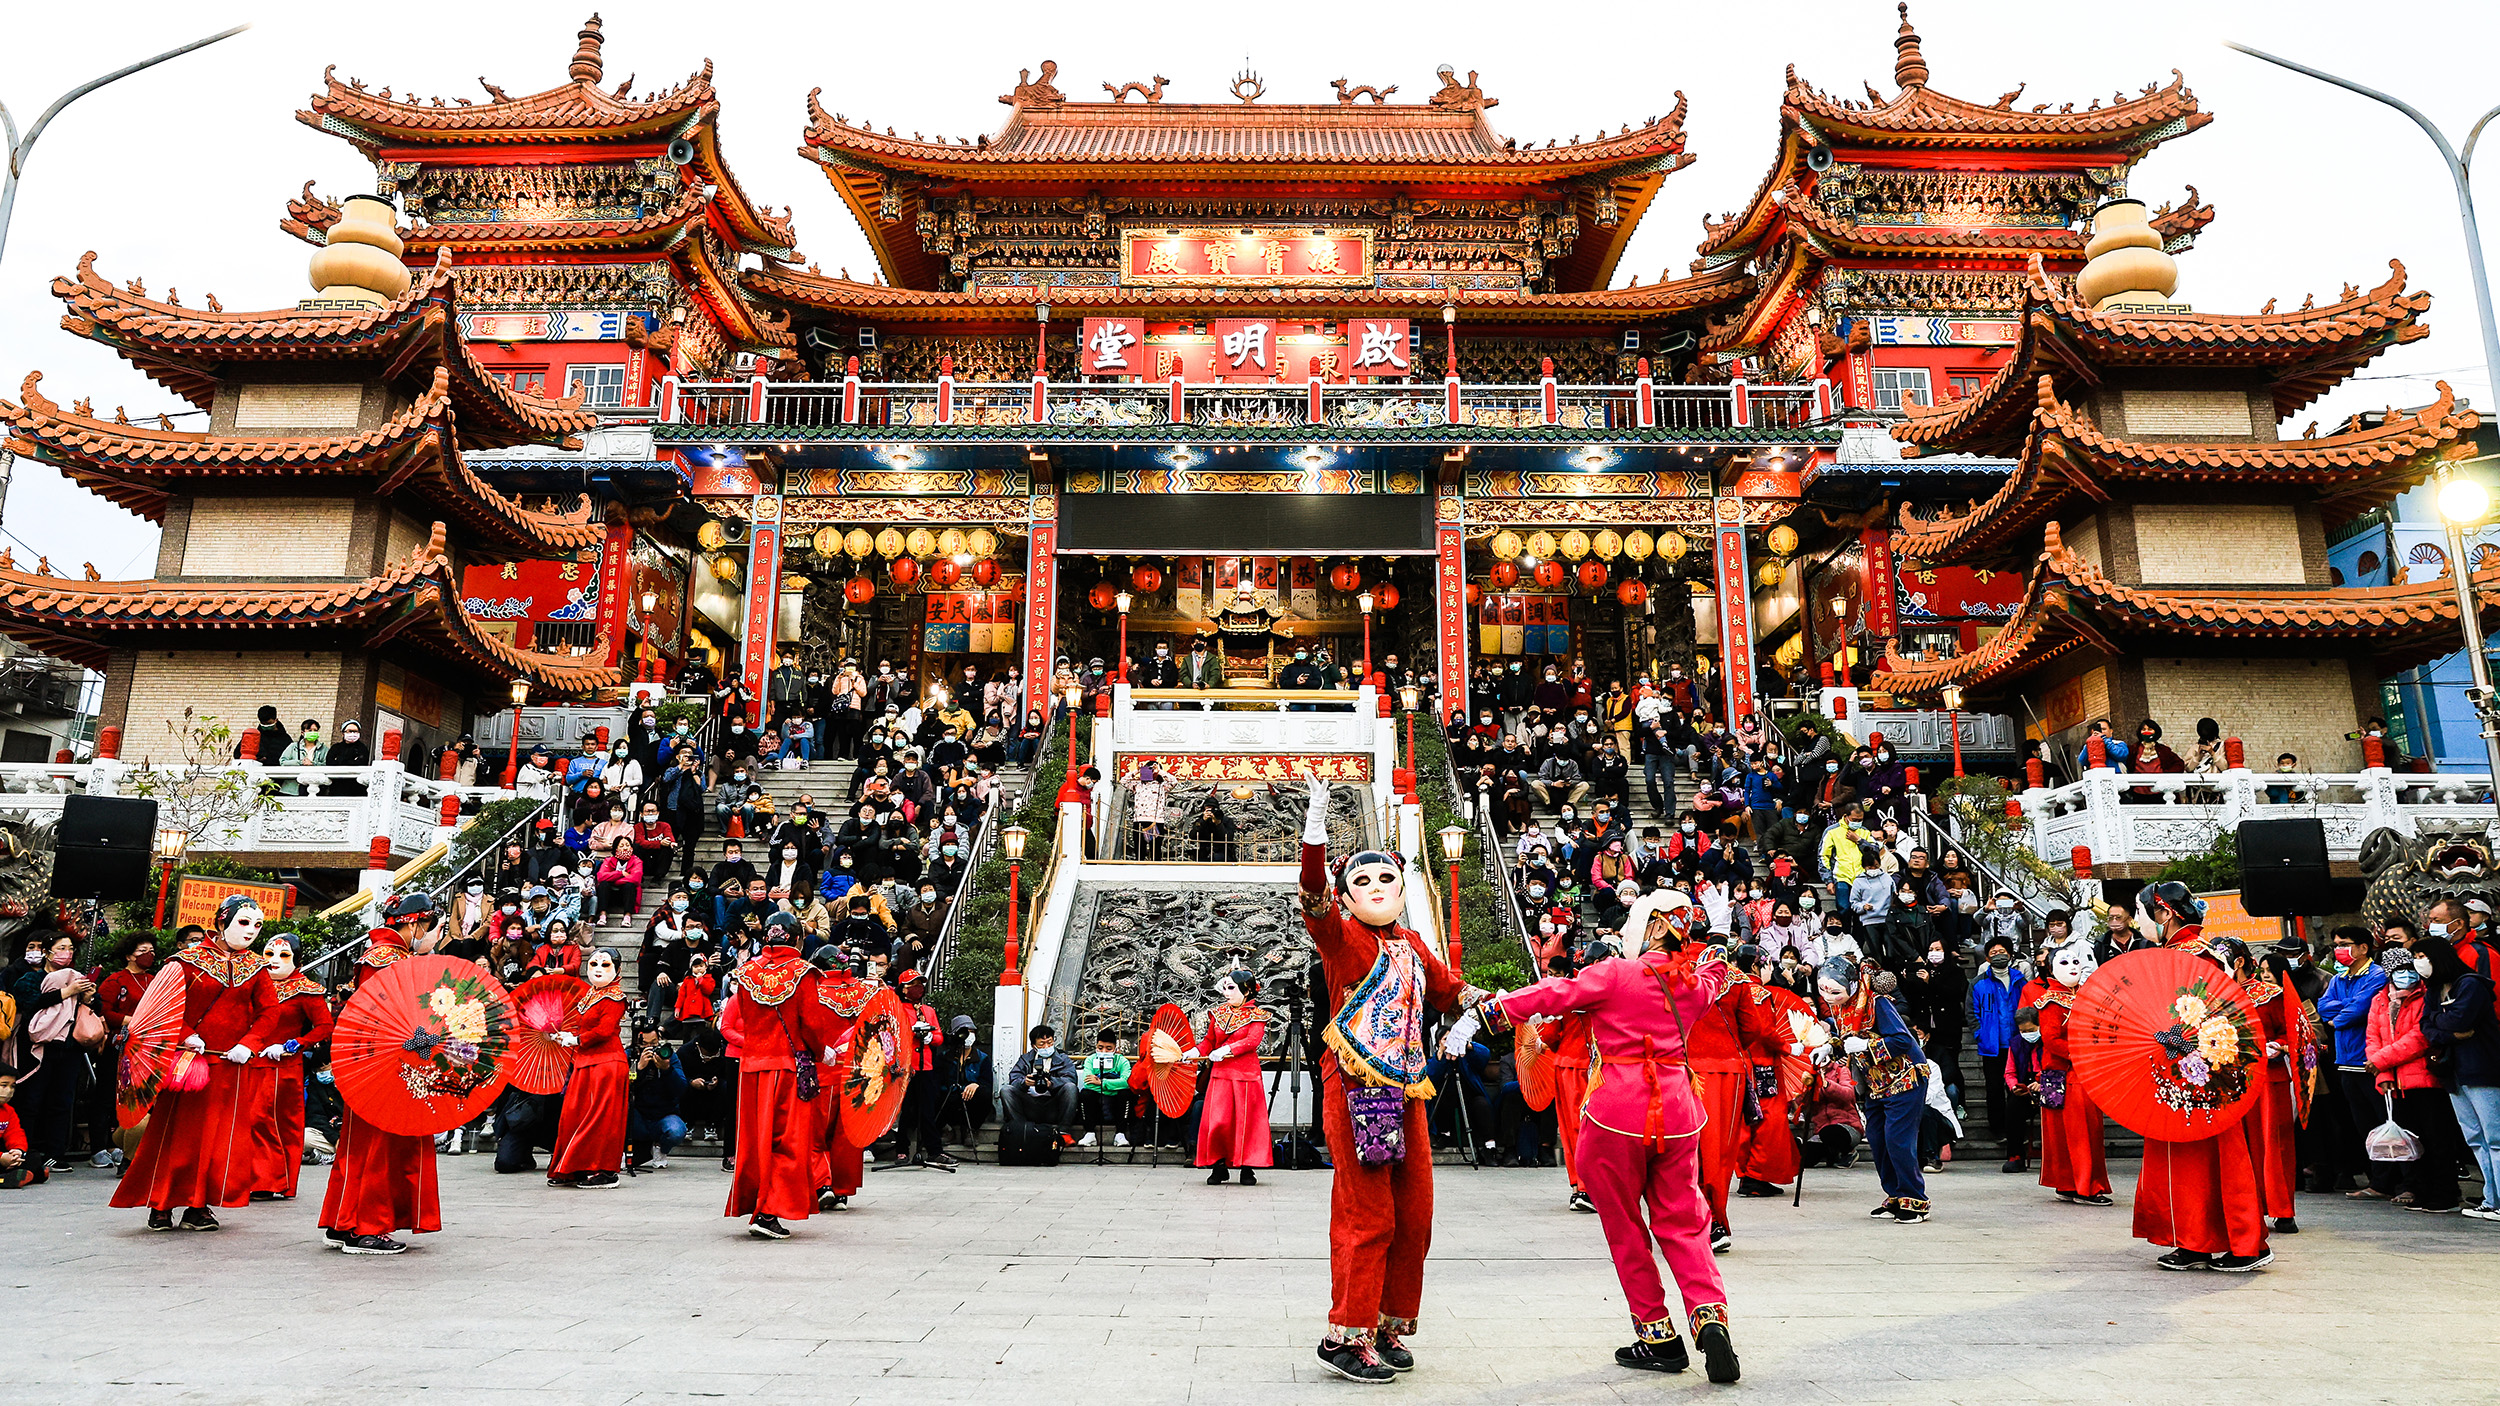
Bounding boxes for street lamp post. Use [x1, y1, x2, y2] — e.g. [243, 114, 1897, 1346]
[1940, 683, 1967, 779]
[2434, 468, 2500, 807]
[502, 680, 530, 788]
[151, 824, 190, 929]
[1437, 824, 1468, 971]
[1062, 683, 1084, 775]
[1358, 590, 1375, 681]
[1115, 590, 1132, 683]
[0, 26, 250, 269]
[639, 590, 659, 684]
[1000, 823, 1031, 986]
[1400, 681, 1421, 781]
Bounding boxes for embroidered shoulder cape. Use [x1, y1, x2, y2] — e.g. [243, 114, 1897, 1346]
[172, 942, 268, 987]
[1325, 936, 1429, 1093]
[736, 951, 810, 1007]
[273, 973, 326, 1000]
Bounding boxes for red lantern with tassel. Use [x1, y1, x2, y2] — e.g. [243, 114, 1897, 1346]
[888, 557, 921, 589]
[843, 576, 876, 604]
[1576, 560, 1608, 591]
[1465, 581, 1484, 606]
[926, 558, 961, 588]
[1088, 581, 1118, 611]
[1371, 583, 1400, 610]
[1533, 560, 1567, 590]
[1130, 564, 1164, 595]
[1329, 561, 1362, 592]
[970, 558, 1001, 588]
[1488, 562, 1519, 590]
[1616, 579, 1647, 607]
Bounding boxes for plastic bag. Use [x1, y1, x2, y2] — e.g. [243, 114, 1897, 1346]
[2365, 1090, 2421, 1163]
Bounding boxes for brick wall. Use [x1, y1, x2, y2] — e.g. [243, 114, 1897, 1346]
[2135, 504, 2304, 584]
[117, 651, 345, 767]
[231, 383, 364, 430]
[2066, 514, 2105, 571]
[384, 509, 431, 565]
[2141, 657, 2368, 771]
[179, 499, 358, 576]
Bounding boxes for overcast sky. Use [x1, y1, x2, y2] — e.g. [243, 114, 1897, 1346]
[2, 0, 2495, 575]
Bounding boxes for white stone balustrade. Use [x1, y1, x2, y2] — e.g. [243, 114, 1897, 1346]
[2019, 763, 2496, 869]
[0, 757, 508, 860]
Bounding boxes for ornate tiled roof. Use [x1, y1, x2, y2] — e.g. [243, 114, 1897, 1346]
[285, 186, 714, 256]
[52, 252, 601, 450]
[1895, 257, 2433, 454]
[1892, 378, 2476, 562]
[1878, 521, 2500, 698]
[0, 523, 616, 694]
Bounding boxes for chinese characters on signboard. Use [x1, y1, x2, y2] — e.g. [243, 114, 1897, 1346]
[1080, 317, 1410, 383]
[1121, 228, 1372, 287]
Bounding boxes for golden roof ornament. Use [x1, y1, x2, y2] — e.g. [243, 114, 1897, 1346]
[569, 14, 605, 86]
[306, 194, 411, 306]
[1893, 4, 1929, 90]
[2074, 198, 2185, 314]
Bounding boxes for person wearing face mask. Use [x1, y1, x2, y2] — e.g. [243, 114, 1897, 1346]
[1138, 637, 1182, 694]
[546, 949, 630, 1190]
[2316, 924, 2399, 1198]
[1278, 647, 1322, 705]
[640, 888, 699, 996]
[2366, 935, 2470, 1215]
[2120, 718, 2186, 804]
[2031, 940, 2111, 1204]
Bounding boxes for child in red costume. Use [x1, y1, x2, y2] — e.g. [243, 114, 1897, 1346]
[113, 895, 286, 1230]
[719, 913, 838, 1239]
[2131, 884, 2272, 1271]
[1685, 940, 1800, 1248]
[319, 894, 449, 1255]
[1186, 969, 1273, 1184]
[2033, 939, 2111, 1204]
[1296, 775, 1486, 1384]
[1477, 891, 1750, 1384]
[811, 967, 876, 1211]
[250, 934, 332, 1201]
[547, 949, 630, 1188]
[1731, 945, 1811, 1196]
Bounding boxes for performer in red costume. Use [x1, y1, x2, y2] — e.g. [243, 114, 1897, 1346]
[2234, 942, 2305, 1233]
[249, 934, 332, 1201]
[1686, 938, 1798, 1250]
[1730, 945, 1810, 1198]
[2131, 883, 2271, 1271]
[547, 948, 629, 1189]
[320, 893, 445, 1255]
[812, 963, 877, 1212]
[1471, 890, 1749, 1383]
[1184, 968, 1272, 1185]
[720, 912, 834, 1240]
[1537, 946, 1602, 1213]
[113, 895, 286, 1230]
[1296, 775, 1487, 1384]
[2032, 939, 2111, 1205]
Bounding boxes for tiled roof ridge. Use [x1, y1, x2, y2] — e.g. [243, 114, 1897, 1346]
[1892, 380, 2055, 559]
[742, 262, 1754, 316]
[2045, 379, 2478, 472]
[300, 57, 716, 140]
[56, 248, 449, 344]
[1782, 62, 2204, 144]
[2029, 254, 2428, 341]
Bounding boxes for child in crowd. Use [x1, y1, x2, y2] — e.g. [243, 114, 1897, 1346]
[0, 1065, 38, 1188]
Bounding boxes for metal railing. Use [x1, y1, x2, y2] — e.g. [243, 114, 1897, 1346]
[1914, 801, 2063, 925]
[1442, 736, 1537, 973]
[302, 793, 558, 982]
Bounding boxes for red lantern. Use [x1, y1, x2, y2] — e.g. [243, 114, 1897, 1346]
[1616, 579, 1647, 607]
[1465, 581, 1484, 606]
[1329, 562, 1363, 592]
[927, 558, 961, 588]
[1130, 564, 1164, 595]
[970, 558, 1001, 588]
[1371, 583, 1400, 610]
[888, 557, 920, 588]
[1088, 581, 1118, 611]
[1577, 560, 1608, 591]
[1533, 560, 1567, 590]
[1488, 562, 1519, 589]
[844, 576, 876, 604]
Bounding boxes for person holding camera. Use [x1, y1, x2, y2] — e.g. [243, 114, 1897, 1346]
[1006, 1024, 1080, 1130]
[1077, 1031, 1133, 1149]
[627, 1024, 688, 1169]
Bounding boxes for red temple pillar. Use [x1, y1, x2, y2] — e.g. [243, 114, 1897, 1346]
[1860, 524, 1899, 643]
[1712, 497, 1758, 723]
[593, 517, 634, 671]
[1435, 489, 1468, 722]
[1024, 492, 1059, 719]
[740, 495, 785, 726]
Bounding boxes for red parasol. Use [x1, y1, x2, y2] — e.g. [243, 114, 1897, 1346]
[1514, 1017, 1555, 1112]
[2070, 949, 2265, 1142]
[1764, 986, 1821, 1103]
[330, 957, 515, 1136]
[834, 987, 916, 1145]
[1144, 1002, 1201, 1118]
[505, 973, 587, 1096]
[116, 964, 204, 1129]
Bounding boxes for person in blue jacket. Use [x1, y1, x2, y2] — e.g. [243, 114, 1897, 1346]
[1968, 937, 2030, 1169]
[2316, 924, 2397, 1197]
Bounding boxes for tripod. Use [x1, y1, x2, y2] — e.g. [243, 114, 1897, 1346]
[1426, 1014, 1483, 1170]
[1263, 964, 1321, 1171]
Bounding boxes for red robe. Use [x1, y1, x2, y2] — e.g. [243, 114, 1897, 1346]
[318, 942, 441, 1237]
[1302, 841, 1475, 1337]
[1733, 978, 1808, 1187]
[720, 945, 833, 1221]
[112, 944, 284, 1211]
[1195, 999, 1272, 1168]
[548, 987, 629, 1177]
[254, 977, 333, 1198]
[1543, 1012, 1594, 1191]
[1686, 975, 1791, 1226]
[2131, 925, 2266, 1258]
[811, 974, 875, 1197]
[2243, 979, 2300, 1220]
[2033, 982, 2109, 1198]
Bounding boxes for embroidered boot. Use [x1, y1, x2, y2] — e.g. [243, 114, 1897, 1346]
[1692, 1304, 1740, 1384]
[1614, 1316, 1689, 1373]
[1315, 1327, 1395, 1384]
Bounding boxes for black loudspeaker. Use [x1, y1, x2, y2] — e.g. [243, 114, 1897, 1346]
[2236, 817, 2335, 916]
[49, 794, 160, 902]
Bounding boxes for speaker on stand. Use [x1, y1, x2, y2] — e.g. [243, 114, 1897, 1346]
[48, 794, 161, 904]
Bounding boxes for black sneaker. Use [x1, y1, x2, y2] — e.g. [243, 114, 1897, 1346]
[342, 1234, 407, 1256]
[1735, 1178, 1780, 1198]
[249, 1190, 277, 1202]
[1868, 1199, 1899, 1218]
[2001, 1157, 2027, 1174]
[146, 1209, 175, 1232]
[581, 1172, 619, 1189]
[1697, 1317, 1740, 1384]
[817, 1189, 840, 1212]
[2212, 1251, 2273, 1272]
[2155, 1249, 2213, 1271]
[1569, 1188, 1596, 1213]
[1615, 1339, 1689, 1373]
[322, 1227, 351, 1249]
[828, 1194, 849, 1211]
[1374, 1333, 1414, 1372]
[1206, 1166, 1231, 1185]
[179, 1208, 220, 1232]
[924, 1151, 961, 1168]
[2077, 1193, 2114, 1206]
[1710, 1223, 1733, 1252]
[1314, 1339, 1395, 1385]
[747, 1215, 791, 1241]
[2273, 1217, 2299, 1234]
[1239, 1169, 1258, 1186]
[1889, 1205, 1930, 1224]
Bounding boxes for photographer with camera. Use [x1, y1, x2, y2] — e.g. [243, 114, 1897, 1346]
[627, 1022, 688, 1169]
[1006, 1023, 1080, 1130]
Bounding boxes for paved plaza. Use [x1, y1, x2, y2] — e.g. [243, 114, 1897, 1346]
[6, 1150, 2491, 1404]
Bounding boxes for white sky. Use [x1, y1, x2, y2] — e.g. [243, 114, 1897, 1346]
[2, 0, 2495, 576]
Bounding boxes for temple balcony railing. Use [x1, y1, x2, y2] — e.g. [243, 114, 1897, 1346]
[653, 371, 1836, 438]
[0, 754, 511, 865]
[1843, 708, 2021, 759]
[2018, 765, 2497, 872]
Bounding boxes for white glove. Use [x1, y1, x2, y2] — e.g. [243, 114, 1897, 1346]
[1811, 1045, 1833, 1065]
[224, 1044, 252, 1064]
[1843, 1036, 1870, 1056]
[556, 1031, 580, 1048]
[1302, 772, 1331, 845]
[1785, 1042, 1806, 1056]
[260, 1044, 289, 1060]
[182, 1034, 206, 1053]
[1441, 1010, 1482, 1058]
[1208, 1043, 1236, 1062]
[2265, 1041, 2285, 1058]
[824, 1047, 842, 1065]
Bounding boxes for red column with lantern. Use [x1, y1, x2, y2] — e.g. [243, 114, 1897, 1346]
[593, 518, 634, 671]
[1712, 497, 1759, 724]
[740, 495, 784, 727]
[1024, 495, 1059, 721]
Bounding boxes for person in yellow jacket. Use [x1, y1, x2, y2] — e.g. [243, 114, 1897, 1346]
[1817, 802, 1869, 914]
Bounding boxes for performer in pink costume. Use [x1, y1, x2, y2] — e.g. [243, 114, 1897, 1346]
[1469, 891, 1754, 1383]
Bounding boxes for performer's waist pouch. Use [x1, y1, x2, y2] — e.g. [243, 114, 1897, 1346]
[1345, 1083, 1407, 1165]
[2039, 1068, 2066, 1110]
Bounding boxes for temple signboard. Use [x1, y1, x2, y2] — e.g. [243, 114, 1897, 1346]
[1087, 316, 1410, 382]
[1121, 227, 1373, 288]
